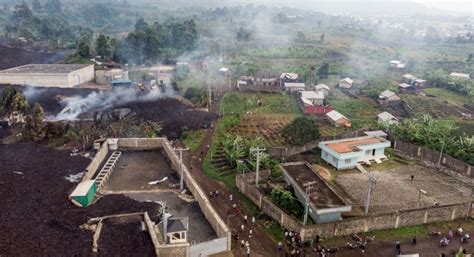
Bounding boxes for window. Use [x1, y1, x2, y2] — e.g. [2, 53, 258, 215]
[345, 159, 351, 164]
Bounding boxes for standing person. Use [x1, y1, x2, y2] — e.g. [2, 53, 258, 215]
[245, 241, 250, 248]
[209, 191, 213, 198]
[215, 189, 219, 197]
[278, 241, 283, 252]
[412, 236, 417, 246]
[396, 241, 401, 255]
[251, 216, 256, 225]
[241, 239, 245, 248]
[229, 194, 233, 201]
[246, 246, 251, 257]
[316, 235, 320, 244]
[249, 229, 253, 238]
[244, 215, 248, 223]
[241, 224, 245, 231]
[411, 175, 414, 181]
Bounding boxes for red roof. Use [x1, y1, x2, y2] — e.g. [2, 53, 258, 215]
[305, 105, 333, 114]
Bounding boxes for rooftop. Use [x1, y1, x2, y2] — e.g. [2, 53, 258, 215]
[399, 83, 413, 88]
[323, 136, 388, 154]
[326, 110, 346, 121]
[379, 89, 396, 99]
[340, 77, 353, 84]
[284, 82, 305, 88]
[450, 72, 471, 79]
[0, 64, 92, 74]
[315, 84, 330, 91]
[301, 90, 324, 99]
[280, 72, 298, 80]
[364, 130, 388, 137]
[378, 111, 398, 121]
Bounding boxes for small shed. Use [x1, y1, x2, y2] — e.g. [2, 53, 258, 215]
[315, 84, 330, 96]
[69, 180, 97, 207]
[284, 82, 306, 92]
[326, 110, 351, 127]
[338, 78, 353, 89]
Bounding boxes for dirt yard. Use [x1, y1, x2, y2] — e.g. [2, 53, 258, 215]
[0, 142, 160, 256]
[103, 150, 179, 192]
[335, 165, 470, 215]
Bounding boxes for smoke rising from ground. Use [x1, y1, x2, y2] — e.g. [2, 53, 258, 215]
[53, 87, 175, 121]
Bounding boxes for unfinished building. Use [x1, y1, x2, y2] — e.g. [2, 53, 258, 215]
[0, 64, 95, 87]
[70, 138, 230, 257]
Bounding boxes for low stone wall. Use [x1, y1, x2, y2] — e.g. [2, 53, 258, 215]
[237, 172, 471, 241]
[393, 139, 473, 184]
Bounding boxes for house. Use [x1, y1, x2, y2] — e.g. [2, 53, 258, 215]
[219, 67, 230, 75]
[378, 90, 401, 103]
[300, 91, 325, 105]
[378, 111, 399, 125]
[402, 74, 417, 84]
[398, 83, 417, 93]
[285, 82, 306, 92]
[326, 110, 351, 127]
[319, 136, 391, 170]
[413, 79, 427, 87]
[364, 130, 388, 138]
[315, 84, 330, 96]
[450, 72, 471, 80]
[389, 60, 405, 69]
[338, 77, 353, 89]
[280, 72, 299, 83]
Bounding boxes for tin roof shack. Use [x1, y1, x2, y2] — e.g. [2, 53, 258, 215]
[389, 60, 405, 69]
[378, 111, 399, 125]
[326, 110, 351, 127]
[285, 82, 306, 92]
[319, 136, 391, 169]
[398, 83, 417, 93]
[338, 77, 353, 89]
[280, 72, 299, 85]
[0, 64, 95, 88]
[280, 162, 351, 223]
[315, 84, 330, 97]
[378, 90, 401, 105]
[300, 91, 325, 106]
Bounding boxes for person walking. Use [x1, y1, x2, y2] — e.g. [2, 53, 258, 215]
[229, 194, 233, 201]
[412, 236, 417, 246]
[244, 215, 248, 223]
[241, 239, 245, 248]
[215, 190, 219, 197]
[251, 216, 256, 225]
[278, 241, 283, 252]
[246, 246, 251, 257]
[396, 241, 401, 255]
[249, 229, 253, 238]
[241, 224, 245, 231]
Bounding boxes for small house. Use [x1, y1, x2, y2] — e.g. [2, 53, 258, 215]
[280, 72, 299, 84]
[402, 74, 417, 84]
[285, 82, 306, 92]
[450, 72, 471, 80]
[315, 84, 330, 96]
[326, 110, 351, 127]
[69, 180, 97, 207]
[413, 79, 427, 87]
[389, 60, 405, 69]
[319, 136, 391, 169]
[300, 91, 325, 105]
[399, 83, 416, 93]
[166, 217, 188, 244]
[219, 67, 230, 75]
[378, 90, 401, 103]
[378, 111, 399, 125]
[338, 77, 353, 89]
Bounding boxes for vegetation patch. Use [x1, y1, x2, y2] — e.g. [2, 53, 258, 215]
[181, 129, 206, 151]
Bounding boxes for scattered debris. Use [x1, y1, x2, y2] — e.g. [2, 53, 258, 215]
[148, 177, 168, 185]
[64, 172, 85, 183]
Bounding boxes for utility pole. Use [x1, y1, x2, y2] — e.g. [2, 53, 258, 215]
[173, 147, 188, 192]
[303, 201, 309, 226]
[254, 147, 266, 186]
[364, 173, 377, 216]
[161, 201, 168, 244]
[207, 83, 212, 111]
[437, 141, 444, 168]
[416, 189, 427, 208]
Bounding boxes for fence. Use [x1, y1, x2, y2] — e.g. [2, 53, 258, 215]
[393, 139, 473, 183]
[236, 172, 471, 241]
[267, 128, 371, 158]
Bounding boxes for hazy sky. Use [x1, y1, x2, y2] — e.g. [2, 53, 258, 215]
[412, 0, 473, 13]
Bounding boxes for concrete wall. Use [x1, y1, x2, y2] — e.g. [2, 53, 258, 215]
[67, 65, 95, 86]
[116, 138, 231, 254]
[237, 172, 471, 241]
[190, 237, 227, 257]
[393, 139, 473, 184]
[82, 142, 109, 182]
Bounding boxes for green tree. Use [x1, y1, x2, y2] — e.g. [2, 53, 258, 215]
[271, 186, 303, 217]
[32, 0, 42, 12]
[1, 86, 29, 114]
[23, 103, 45, 142]
[295, 31, 306, 43]
[77, 41, 90, 58]
[318, 62, 329, 80]
[236, 26, 252, 42]
[44, 0, 61, 14]
[281, 117, 320, 146]
[12, 2, 33, 21]
[134, 18, 149, 32]
[95, 34, 110, 58]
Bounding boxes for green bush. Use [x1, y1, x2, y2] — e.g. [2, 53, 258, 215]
[270, 186, 303, 217]
[281, 117, 320, 146]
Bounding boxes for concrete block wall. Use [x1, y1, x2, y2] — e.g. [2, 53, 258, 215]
[82, 142, 109, 182]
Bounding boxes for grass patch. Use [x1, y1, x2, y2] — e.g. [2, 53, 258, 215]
[424, 87, 473, 107]
[220, 92, 300, 116]
[329, 97, 379, 129]
[364, 225, 429, 241]
[181, 129, 206, 151]
[260, 219, 285, 242]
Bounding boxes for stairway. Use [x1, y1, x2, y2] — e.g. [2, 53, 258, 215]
[155, 225, 165, 245]
[355, 163, 368, 173]
[211, 148, 235, 175]
[94, 151, 122, 189]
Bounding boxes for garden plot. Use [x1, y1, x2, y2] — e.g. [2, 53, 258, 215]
[230, 114, 297, 147]
[335, 165, 470, 215]
[403, 95, 465, 119]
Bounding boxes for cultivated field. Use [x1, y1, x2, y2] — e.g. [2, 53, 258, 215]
[329, 97, 380, 129]
[402, 94, 465, 119]
[335, 165, 470, 215]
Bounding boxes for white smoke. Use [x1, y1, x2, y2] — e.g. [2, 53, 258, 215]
[53, 86, 175, 121]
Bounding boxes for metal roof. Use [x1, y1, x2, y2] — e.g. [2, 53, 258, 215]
[301, 91, 324, 99]
[284, 82, 305, 88]
[379, 90, 396, 99]
[315, 84, 330, 91]
[0, 64, 92, 74]
[378, 111, 398, 122]
[340, 77, 353, 84]
[364, 130, 388, 137]
[167, 218, 188, 233]
[326, 110, 346, 121]
[280, 72, 299, 80]
[399, 83, 413, 88]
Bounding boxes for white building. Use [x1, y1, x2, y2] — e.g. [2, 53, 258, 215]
[338, 77, 353, 89]
[0, 64, 95, 88]
[450, 72, 471, 80]
[378, 111, 399, 125]
[315, 84, 330, 96]
[300, 91, 325, 105]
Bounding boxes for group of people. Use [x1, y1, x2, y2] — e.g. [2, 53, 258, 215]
[281, 230, 304, 256]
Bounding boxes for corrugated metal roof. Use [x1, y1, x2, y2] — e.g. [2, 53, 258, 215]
[301, 91, 324, 99]
[340, 77, 353, 84]
[326, 110, 346, 121]
[284, 82, 305, 88]
[379, 90, 396, 99]
[378, 111, 397, 122]
[315, 84, 330, 91]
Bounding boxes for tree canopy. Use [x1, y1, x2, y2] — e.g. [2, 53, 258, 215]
[281, 117, 320, 146]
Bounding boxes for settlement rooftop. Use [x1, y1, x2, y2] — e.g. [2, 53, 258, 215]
[0, 64, 92, 74]
[325, 137, 388, 154]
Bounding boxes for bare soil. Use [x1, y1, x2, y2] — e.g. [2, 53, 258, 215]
[0, 142, 160, 256]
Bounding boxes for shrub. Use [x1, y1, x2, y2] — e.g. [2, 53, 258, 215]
[281, 117, 320, 146]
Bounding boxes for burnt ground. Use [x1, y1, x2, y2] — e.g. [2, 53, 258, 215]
[0, 143, 160, 256]
[116, 98, 217, 139]
[98, 216, 155, 257]
[0, 45, 65, 70]
[102, 150, 179, 192]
